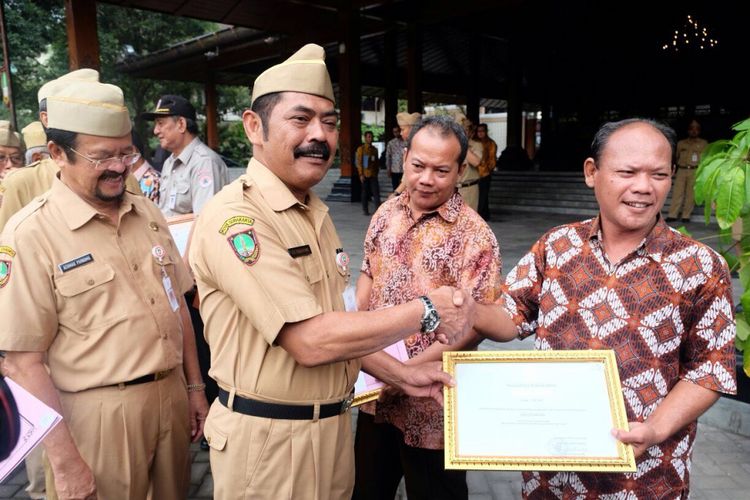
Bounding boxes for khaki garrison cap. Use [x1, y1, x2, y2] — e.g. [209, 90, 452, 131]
[0, 121, 24, 149]
[396, 112, 421, 127]
[251, 43, 334, 103]
[37, 68, 99, 103]
[46, 81, 131, 137]
[21, 121, 46, 149]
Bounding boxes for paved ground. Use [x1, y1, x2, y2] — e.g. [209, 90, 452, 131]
[2, 167, 749, 498]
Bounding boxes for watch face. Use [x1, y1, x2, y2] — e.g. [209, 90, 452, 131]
[424, 310, 440, 333]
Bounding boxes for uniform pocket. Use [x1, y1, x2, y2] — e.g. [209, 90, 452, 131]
[53, 263, 126, 331]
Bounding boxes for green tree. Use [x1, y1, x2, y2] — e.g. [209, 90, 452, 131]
[694, 117, 750, 376]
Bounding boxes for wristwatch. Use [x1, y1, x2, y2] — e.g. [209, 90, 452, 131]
[418, 295, 441, 334]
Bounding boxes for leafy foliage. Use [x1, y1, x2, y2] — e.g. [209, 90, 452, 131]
[695, 117, 750, 376]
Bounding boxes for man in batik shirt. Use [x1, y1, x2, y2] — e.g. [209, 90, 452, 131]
[472, 118, 737, 499]
[353, 115, 502, 500]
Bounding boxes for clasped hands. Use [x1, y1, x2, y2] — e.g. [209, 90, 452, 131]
[426, 285, 476, 345]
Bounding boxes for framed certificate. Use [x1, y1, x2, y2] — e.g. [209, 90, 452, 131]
[352, 340, 409, 406]
[443, 350, 635, 472]
[166, 214, 196, 258]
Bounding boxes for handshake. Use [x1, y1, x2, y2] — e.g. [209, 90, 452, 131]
[425, 286, 476, 345]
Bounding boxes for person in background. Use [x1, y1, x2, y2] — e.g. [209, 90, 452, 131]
[0, 121, 24, 183]
[356, 130, 381, 215]
[666, 118, 708, 224]
[475, 123, 497, 221]
[385, 123, 405, 191]
[130, 129, 161, 204]
[21, 122, 49, 165]
[456, 116, 482, 211]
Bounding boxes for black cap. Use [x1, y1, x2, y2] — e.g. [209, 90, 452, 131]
[141, 95, 196, 121]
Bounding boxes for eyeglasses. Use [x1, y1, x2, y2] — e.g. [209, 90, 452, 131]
[0, 154, 23, 166]
[68, 147, 141, 170]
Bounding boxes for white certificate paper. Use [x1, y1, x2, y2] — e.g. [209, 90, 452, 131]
[166, 214, 196, 258]
[0, 378, 62, 482]
[443, 350, 635, 472]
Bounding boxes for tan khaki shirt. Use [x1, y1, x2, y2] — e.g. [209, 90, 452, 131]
[675, 137, 708, 167]
[0, 178, 193, 392]
[190, 158, 359, 403]
[0, 158, 143, 231]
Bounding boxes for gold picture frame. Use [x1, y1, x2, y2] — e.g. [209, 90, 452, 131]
[443, 350, 636, 472]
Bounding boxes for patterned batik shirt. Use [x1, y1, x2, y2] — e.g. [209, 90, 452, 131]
[360, 191, 502, 449]
[501, 217, 737, 499]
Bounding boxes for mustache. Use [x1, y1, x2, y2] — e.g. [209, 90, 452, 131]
[98, 170, 125, 181]
[293, 142, 331, 161]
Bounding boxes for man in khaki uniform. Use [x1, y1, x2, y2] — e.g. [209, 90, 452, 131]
[0, 80, 208, 499]
[190, 44, 475, 500]
[0, 70, 142, 230]
[21, 121, 49, 165]
[0, 121, 24, 182]
[666, 118, 708, 223]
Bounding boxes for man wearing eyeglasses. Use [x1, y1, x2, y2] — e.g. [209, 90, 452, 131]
[0, 80, 208, 500]
[0, 121, 24, 182]
[0, 70, 143, 231]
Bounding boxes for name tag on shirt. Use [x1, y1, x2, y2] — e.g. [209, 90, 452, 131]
[163, 274, 180, 312]
[58, 254, 94, 273]
[168, 190, 177, 210]
[288, 245, 313, 258]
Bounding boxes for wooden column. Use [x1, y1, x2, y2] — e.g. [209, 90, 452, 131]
[337, 2, 362, 202]
[204, 81, 219, 150]
[466, 33, 480, 125]
[65, 0, 100, 70]
[506, 33, 522, 151]
[383, 28, 398, 141]
[406, 23, 422, 113]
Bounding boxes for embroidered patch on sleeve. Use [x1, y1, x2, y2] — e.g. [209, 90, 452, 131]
[198, 175, 213, 189]
[228, 229, 260, 265]
[0, 246, 15, 288]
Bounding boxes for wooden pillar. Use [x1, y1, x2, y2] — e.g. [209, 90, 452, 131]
[337, 2, 362, 201]
[506, 33, 522, 151]
[406, 23, 422, 113]
[204, 81, 219, 150]
[65, 0, 100, 71]
[383, 29, 398, 141]
[466, 34, 480, 125]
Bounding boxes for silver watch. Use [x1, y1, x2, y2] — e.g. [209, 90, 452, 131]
[418, 296, 441, 334]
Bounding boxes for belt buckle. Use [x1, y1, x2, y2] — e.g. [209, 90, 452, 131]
[340, 392, 355, 413]
[155, 369, 171, 381]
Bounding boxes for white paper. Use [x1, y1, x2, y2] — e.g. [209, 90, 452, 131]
[454, 361, 619, 458]
[354, 340, 410, 396]
[168, 220, 194, 257]
[0, 379, 62, 482]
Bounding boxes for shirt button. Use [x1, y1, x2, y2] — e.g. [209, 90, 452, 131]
[150, 298, 155, 305]
[305, 275, 310, 282]
[86, 279, 94, 285]
[133, 264, 139, 271]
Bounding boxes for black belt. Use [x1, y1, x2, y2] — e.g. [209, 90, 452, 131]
[678, 165, 698, 170]
[218, 388, 354, 420]
[113, 369, 172, 389]
[458, 178, 480, 188]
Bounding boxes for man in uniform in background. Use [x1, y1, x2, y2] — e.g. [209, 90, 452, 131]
[0, 121, 24, 182]
[21, 122, 49, 165]
[356, 130, 380, 215]
[0, 69, 142, 231]
[190, 43, 474, 500]
[142, 94, 228, 218]
[666, 118, 708, 223]
[0, 80, 208, 499]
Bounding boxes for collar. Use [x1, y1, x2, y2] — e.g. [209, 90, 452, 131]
[50, 176, 137, 231]
[132, 160, 155, 181]
[398, 190, 463, 223]
[245, 158, 329, 216]
[173, 137, 200, 165]
[587, 214, 671, 259]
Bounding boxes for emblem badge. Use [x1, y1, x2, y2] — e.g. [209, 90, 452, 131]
[0, 260, 11, 288]
[152, 245, 167, 261]
[228, 229, 260, 265]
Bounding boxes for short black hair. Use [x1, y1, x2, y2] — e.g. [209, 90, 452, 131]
[406, 114, 469, 166]
[45, 128, 78, 163]
[184, 117, 199, 136]
[590, 118, 676, 164]
[251, 92, 284, 141]
[131, 129, 145, 154]
[364, 131, 373, 138]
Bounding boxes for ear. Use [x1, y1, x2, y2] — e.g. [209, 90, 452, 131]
[583, 157, 597, 189]
[47, 142, 69, 168]
[39, 111, 48, 128]
[457, 158, 467, 178]
[176, 117, 187, 133]
[242, 109, 264, 145]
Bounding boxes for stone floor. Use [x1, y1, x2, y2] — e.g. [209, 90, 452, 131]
[2, 167, 748, 499]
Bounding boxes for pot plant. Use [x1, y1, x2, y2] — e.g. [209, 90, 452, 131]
[694, 117, 750, 378]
